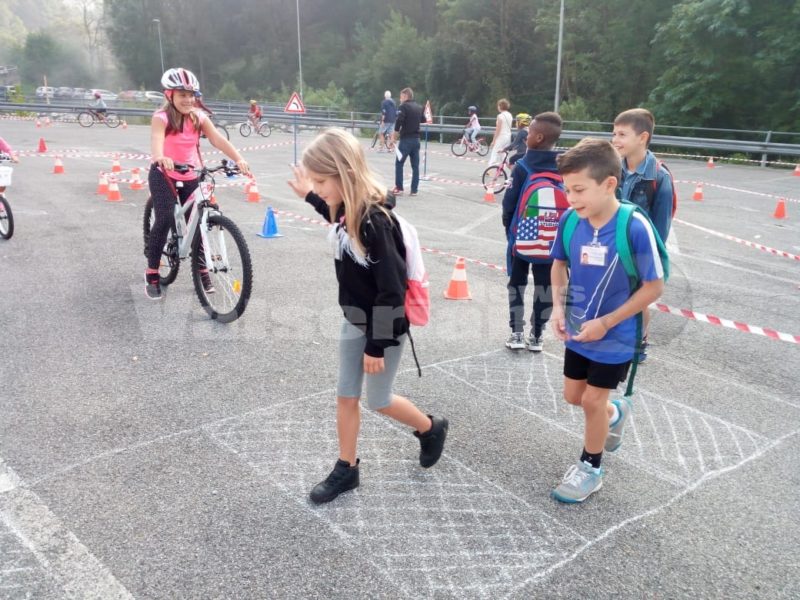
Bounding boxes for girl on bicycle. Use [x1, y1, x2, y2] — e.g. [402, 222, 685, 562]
[287, 128, 448, 504]
[464, 105, 480, 144]
[146, 67, 250, 300]
[0, 136, 18, 162]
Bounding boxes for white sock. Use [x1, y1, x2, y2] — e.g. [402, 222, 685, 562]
[609, 403, 620, 426]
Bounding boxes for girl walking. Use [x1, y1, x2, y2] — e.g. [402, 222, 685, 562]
[287, 128, 448, 504]
[145, 67, 250, 300]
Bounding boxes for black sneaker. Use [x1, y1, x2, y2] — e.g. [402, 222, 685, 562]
[414, 416, 449, 468]
[144, 273, 162, 300]
[637, 337, 649, 363]
[199, 271, 216, 294]
[309, 458, 359, 504]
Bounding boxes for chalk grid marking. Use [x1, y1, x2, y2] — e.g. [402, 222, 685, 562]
[435, 351, 771, 488]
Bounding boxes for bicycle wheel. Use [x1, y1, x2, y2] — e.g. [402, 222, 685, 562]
[371, 131, 380, 148]
[239, 123, 252, 137]
[192, 214, 252, 322]
[451, 138, 468, 156]
[482, 165, 509, 194]
[258, 123, 272, 138]
[77, 112, 94, 127]
[105, 113, 121, 128]
[476, 138, 489, 156]
[143, 196, 180, 285]
[219, 125, 230, 141]
[0, 195, 14, 240]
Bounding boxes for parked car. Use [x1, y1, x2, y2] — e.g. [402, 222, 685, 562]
[117, 90, 139, 101]
[55, 87, 74, 98]
[144, 91, 165, 104]
[35, 86, 55, 99]
[71, 88, 87, 99]
[134, 91, 148, 102]
[85, 89, 118, 101]
[0, 86, 16, 101]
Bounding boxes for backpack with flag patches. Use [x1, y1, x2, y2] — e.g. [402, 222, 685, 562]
[509, 162, 570, 262]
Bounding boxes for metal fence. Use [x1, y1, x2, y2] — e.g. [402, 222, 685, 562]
[3, 100, 799, 164]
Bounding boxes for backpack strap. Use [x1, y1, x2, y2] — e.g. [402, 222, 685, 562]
[560, 209, 580, 260]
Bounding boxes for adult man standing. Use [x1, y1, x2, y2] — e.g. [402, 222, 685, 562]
[392, 87, 423, 196]
[379, 90, 397, 152]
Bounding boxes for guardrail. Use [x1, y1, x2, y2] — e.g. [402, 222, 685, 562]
[3, 101, 800, 163]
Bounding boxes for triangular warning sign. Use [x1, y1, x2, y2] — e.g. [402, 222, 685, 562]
[284, 92, 306, 114]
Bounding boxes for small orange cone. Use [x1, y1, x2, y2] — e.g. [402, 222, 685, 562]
[96, 172, 109, 195]
[247, 180, 261, 203]
[122, 120, 128, 130]
[443, 257, 472, 300]
[111, 158, 121, 173]
[483, 189, 495, 203]
[692, 184, 703, 201]
[793, 164, 800, 177]
[44, 117, 51, 127]
[35, 119, 42, 128]
[707, 156, 715, 168]
[129, 168, 144, 190]
[773, 198, 787, 219]
[106, 178, 122, 202]
[244, 178, 252, 195]
[53, 157, 65, 174]
[38, 138, 47, 153]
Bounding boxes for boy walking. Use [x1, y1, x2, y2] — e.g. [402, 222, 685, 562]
[612, 108, 674, 360]
[550, 138, 665, 503]
[502, 112, 568, 352]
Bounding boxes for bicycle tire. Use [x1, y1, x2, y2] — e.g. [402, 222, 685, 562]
[0, 195, 14, 240]
[239, 123, 252, 137]
[105, 113, 121, 128]
[476, 138, 489, 157]
[77, 112, 94, 127]
[258, 123, 272, 138]
[482, 165, 509, 194]
[143, 196, 180, 285]
[451, 138, 468, 156]
[371, 130, 380, 148]
[191, 213, 252, 323]
[219, 125, 230, 141]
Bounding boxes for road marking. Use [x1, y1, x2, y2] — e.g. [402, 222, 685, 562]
[454, 208, 501, 235]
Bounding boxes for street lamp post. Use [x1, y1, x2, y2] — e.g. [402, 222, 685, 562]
[554, 0, 565, 112]
[296, 0, 304, 99]
[153, 19, 165, 74]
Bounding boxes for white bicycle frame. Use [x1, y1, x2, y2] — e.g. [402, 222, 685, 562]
[0, 155, 12, 189]
[171, 179, 228, 274]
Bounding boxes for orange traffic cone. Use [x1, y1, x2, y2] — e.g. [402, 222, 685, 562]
[692, 184, 703, 201]
[122, 120, 128, 130]
[773, 198, 787, 219]
[483, 189, 495, 203]
[111, 158, 121, 173]
[37, 138, 47, 153]
[44, 117, 51, 127]
[129, 168, 144, 190]
[443, 257, 472, 300]
[247, 180, 261, 203]
[793, 164, 800, 177]
[53, 157, 65, 174]
[707, 156, 715, 168]
[106, 178, 122, 202]
[244, 178, 252, 195]
[35, 119, 42, 128]
[96, 172, 109, 195]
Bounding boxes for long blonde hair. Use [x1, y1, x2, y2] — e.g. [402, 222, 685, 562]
[302, 128, 388, 257]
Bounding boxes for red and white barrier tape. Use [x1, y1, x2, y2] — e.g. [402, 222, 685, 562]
[429, 149, 489, 164]
[273, 208, 797, 343]
[675, 218, 800, 262]
[676, 179, 800, 205]
[426, 175, 484, 188]
[17, 140, 293, 160]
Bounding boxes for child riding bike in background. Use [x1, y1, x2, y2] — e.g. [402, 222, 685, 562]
[248, 100, 262, 127]
[145, 67, 251, 300]
[464, 106, 480, 143]
[89, 92, 107, 121]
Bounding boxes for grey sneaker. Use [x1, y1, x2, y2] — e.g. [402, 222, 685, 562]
[552, 461, 604, 504]
[505, 332, 525, 350]
[526, 333, 543, 352]
[605, 397, 633, 452]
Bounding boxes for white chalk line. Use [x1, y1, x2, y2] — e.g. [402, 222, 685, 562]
[502, 428, 800, 598]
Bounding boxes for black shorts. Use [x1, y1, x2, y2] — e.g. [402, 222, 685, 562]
[563, 347, 631, 390]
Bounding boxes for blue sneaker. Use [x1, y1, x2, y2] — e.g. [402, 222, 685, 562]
[551, 461, 604, 503]
[605, 397, 633, 452]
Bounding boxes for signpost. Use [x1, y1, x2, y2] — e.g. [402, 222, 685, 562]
[284, 91, 306, 165]
[423, 100, 433, 178]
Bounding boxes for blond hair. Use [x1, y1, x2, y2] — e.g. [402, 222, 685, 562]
[302, 128, 389, 257]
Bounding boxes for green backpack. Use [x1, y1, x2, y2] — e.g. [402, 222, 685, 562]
[561, 202, 669, 397]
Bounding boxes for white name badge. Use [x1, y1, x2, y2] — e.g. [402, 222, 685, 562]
[580, 244, 608, 267]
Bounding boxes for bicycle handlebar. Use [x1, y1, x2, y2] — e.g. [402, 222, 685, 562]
[172, 159, 241, 177]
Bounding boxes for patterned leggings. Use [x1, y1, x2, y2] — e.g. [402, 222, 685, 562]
[146, 164, 199, 270]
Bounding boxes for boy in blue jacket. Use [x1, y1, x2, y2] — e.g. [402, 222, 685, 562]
[612, 108, 674, 361]
[550, 138, 664, 503]
[502, 112, 569, 352]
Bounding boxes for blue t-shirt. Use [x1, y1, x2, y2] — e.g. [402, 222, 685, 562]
[381, 98, 397, 123]
[551, 207, 663, 364]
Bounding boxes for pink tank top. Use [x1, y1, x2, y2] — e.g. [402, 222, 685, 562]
[153, 110, 206, 181]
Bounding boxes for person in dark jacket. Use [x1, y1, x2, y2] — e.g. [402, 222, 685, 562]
[392, 87, 424, 196]
[287, 128, 448, 505]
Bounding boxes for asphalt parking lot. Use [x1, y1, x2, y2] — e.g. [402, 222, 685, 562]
[1, 117, 798, 599]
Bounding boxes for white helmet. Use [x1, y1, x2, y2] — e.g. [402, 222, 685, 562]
[160, 68, 199, 92]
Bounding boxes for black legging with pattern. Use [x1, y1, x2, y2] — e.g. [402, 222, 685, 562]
[147, 164, 199, 270]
